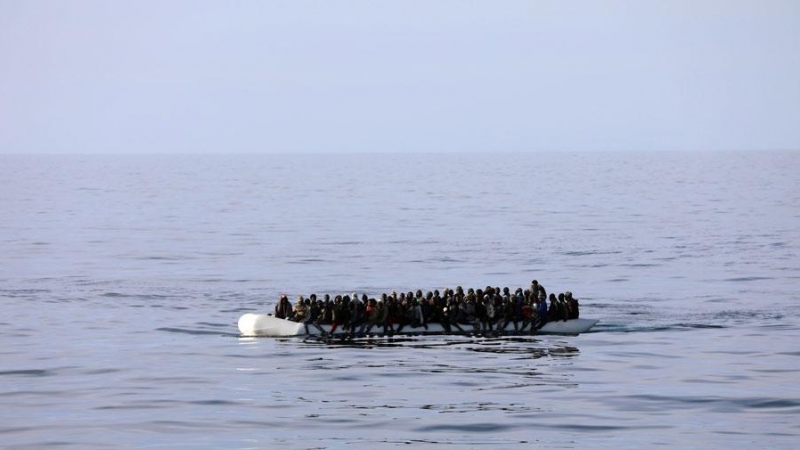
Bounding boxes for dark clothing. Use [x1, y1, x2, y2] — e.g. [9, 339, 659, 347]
[275, 300, 292, 320]
[537, 301, 548, 328]
[548, 301, 560, 321]
[567, 298, 579, 319]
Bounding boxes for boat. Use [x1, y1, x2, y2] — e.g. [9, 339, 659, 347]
[238, 313, 598, 337]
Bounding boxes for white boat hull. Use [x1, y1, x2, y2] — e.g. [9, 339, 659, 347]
[238, 313, 598, 337]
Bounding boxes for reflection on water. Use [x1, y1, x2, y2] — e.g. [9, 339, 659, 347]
[297, 335, 582, 359]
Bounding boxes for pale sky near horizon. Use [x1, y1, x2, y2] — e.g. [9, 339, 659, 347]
[1, 1, 799, 154]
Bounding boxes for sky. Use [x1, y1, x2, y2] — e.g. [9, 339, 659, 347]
[1, 0, 799, 154]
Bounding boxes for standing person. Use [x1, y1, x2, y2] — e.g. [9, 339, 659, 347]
[538, 283, 547, 300]
[274, 294, 293, 320]
[530, 280, 540, 300]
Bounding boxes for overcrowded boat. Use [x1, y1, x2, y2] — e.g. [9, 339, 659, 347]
[238, 281, 599, 337]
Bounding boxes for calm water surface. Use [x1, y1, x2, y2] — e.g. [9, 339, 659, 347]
[1, 151, 799, 449]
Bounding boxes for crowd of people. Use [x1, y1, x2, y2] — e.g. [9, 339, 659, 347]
[273, 280, 580, 336]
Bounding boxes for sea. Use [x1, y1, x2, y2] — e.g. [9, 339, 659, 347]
[1, 150, 799, 449]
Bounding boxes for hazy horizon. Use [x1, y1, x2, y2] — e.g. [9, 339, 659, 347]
[2, 1, 799, 155]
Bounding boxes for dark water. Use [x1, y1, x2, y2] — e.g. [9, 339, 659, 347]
[1, 151, 799, 449]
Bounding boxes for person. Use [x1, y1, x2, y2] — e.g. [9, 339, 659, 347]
[557, 293, 568, 321]
[495, 294, 516, 333]
[386, 294, 403, 334]
[293, 296, 307, 322]
[412, 299, 426, 329]
[303, 298, 326, 335]
[274, 294, 293, 320]
[422, 292, 435, 325]
[536, 292, 549, 329]
[514, 289, 525, 332]
[528, 297, 542, 334]
[446, 296, 464, 333]
[395, 296, 415, 333]
[480, 295, 494, 333]
[348, 294, 367, 336]
[566, 291, 579, 319]
[379, 293, 392, 334]
[530, 280, 540, 300]
[359, 298, 382, 334]
[520, 297, 533, 333]
[321, 294, 333, 324]
[547, 293, 560, 322]
[463, 295, 475, 321]
[329, 295, 346, 335]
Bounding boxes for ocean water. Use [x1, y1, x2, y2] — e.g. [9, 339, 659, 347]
[1, 151, 799, 449]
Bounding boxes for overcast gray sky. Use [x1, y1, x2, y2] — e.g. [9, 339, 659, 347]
[1, 1, 799, 154]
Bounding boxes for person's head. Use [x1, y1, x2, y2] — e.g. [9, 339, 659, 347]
[280, 294, 288, 302]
